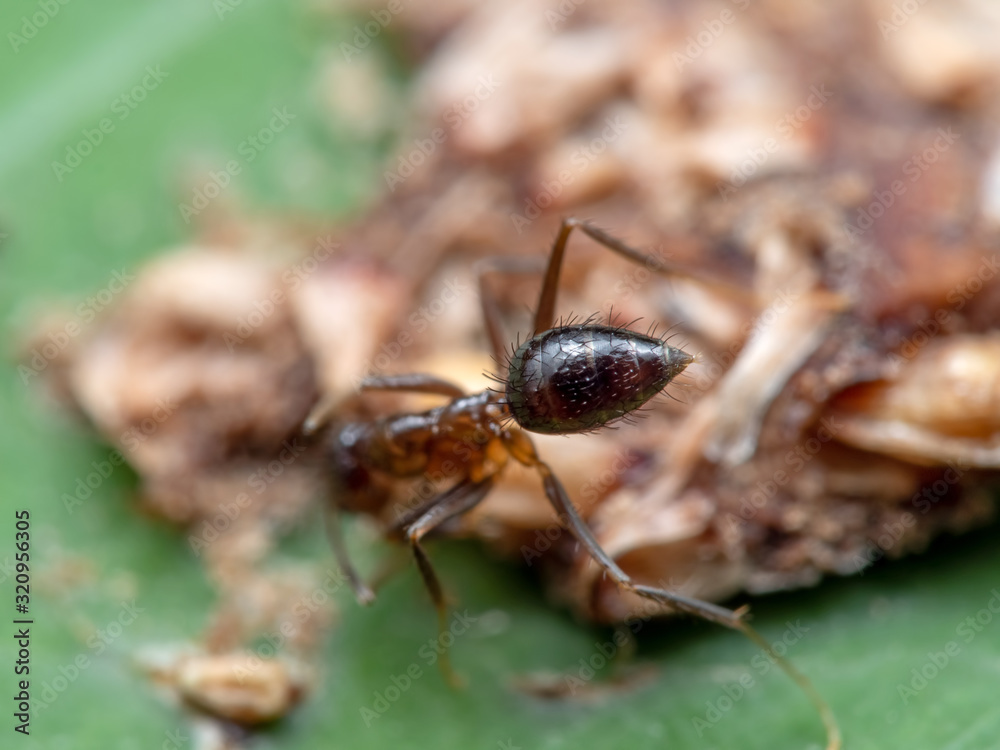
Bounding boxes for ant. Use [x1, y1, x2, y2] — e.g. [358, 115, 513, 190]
[306, 218, 840, 750]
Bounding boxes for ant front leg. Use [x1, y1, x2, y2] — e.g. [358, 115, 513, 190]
[402, 474, 496, 687]
[360, 374, 465, 399]
[304, 375, 465, 435]
[532, 217, 755, 335]
[533, 218, 688, 335]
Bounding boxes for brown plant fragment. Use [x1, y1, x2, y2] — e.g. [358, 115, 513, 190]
[31, 0, 1000, 645]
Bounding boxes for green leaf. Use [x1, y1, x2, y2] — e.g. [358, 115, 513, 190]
[2, 2, 999, 749]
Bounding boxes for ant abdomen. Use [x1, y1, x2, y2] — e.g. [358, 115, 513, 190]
[505, 324, 694, 435]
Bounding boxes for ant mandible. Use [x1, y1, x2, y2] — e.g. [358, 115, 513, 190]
[307, 218, 840, 749]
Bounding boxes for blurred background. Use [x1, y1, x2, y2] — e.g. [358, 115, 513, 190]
[3, 1, 1000, 748]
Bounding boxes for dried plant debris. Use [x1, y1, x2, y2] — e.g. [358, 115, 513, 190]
[30, 0, 1000, 701]
[313, 0, 1000, 622]
[25, 224, 394, 730]
[142, 647, 310, 726]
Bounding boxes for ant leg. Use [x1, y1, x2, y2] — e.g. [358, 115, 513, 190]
[535, 461, 841, 750]
[365, 546, 412, 595]
[475, 256, 545, 364]
[360, 374, 465, 399]
[383, 486, 446, 537]
[324, 503, 375, 605]
[533, 219, 577, 335]
[534, 219, 685, 334]
[500, 433, 726, 619]
[533, 217, 753, 335]
[535, 461, 742, 627]
[404, 474, 496, 687]
[304, 376, 464, 434]
[303, 393, 340, 435]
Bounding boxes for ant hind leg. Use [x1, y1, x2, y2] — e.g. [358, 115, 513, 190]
[535, 461, 841, 750]
[535, 461, 744, 627]
[403, 474, 497, 687]
[325, 503, 376, 605]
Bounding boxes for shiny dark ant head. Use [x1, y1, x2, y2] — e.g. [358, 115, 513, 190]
[505, 323, 694, 435]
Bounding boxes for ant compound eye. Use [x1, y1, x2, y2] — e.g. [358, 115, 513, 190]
[505, 324, 693, 435]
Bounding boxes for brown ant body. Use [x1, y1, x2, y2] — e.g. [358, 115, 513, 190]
[308, 218, 840, 749]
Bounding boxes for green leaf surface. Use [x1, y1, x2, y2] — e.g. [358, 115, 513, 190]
[2, 2, 999, 749]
